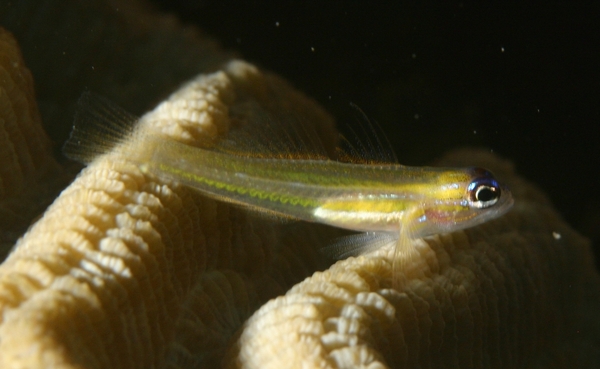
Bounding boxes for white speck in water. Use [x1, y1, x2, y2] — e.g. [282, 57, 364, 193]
[414, 114, 420, 119]
[275, 21, 280, 27]
[411, 53, 417, 59]
[311, 47, 315, 52]
[91, 66, 95, 70]
[537, 108, 540, 113]
[473, 130, 477, 134]
[501, 46, 505, 52]
[328, 95, 332, 100]
[552, 231, 561, 240]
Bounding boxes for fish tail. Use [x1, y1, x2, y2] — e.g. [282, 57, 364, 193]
[62, 91, 139, 164]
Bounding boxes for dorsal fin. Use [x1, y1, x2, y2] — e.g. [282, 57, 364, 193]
[216, 100, 332, 160]
[63, 92, 334, 165]
[219, 101, 400, 164]
[335, 103, 399, 164]
[62, 91, 139, 164]
[63, 92, 400, 167]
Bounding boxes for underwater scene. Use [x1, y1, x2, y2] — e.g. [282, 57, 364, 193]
[0, 2, 598, 368]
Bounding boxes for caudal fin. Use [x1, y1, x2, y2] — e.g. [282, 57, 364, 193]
[62, 92, 139, 164]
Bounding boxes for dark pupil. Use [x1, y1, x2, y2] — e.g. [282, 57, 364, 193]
[477, 186, 497, 202]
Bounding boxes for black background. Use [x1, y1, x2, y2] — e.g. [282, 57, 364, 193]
[151, 1, 599, 262]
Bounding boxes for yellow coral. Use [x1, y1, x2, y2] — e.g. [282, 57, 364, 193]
[230, 150, 600, 368]
[0, 2, 599, 369]
[0, 58, 342, 368]
[0, 28, 64, 256]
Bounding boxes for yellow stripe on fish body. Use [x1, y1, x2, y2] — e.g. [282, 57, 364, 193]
[314, 198, 408, 232]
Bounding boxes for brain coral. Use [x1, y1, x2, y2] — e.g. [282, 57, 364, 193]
[228, 148, 600, 369]
[0, 1, 599, 368]
[0, 28, 66, 257]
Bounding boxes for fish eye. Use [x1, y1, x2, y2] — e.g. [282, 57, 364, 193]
[467, 178, 501, 209]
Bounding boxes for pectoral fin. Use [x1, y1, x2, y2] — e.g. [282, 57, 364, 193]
[392, 206, 424, 289]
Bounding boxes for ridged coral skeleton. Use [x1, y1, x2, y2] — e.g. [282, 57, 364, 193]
[0, 29, 64, 255]
[0, 2, 600, 368]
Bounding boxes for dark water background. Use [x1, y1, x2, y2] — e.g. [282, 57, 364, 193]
[152, 2, 600, 265]
[2, 1, 597, 264]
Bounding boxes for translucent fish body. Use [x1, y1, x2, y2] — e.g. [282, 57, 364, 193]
[133, 136, 513, 241]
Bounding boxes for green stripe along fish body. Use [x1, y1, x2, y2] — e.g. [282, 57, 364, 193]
[64, 92, 514, 285]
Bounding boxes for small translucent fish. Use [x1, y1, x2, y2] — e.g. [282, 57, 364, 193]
[64, 92, 514, 287]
